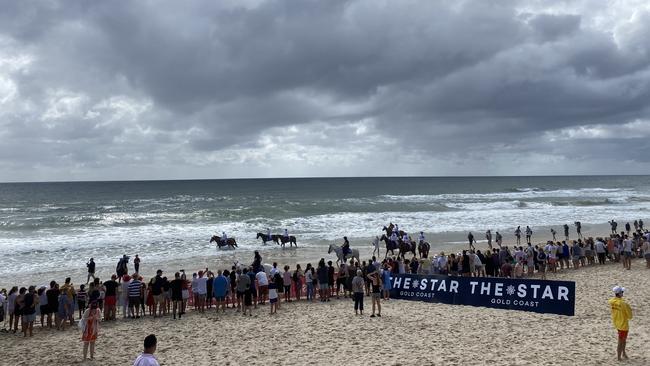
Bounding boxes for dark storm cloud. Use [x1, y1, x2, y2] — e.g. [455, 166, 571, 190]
[1, 0, 650, 180]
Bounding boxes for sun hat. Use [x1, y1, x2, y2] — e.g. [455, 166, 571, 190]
[612, 286, 625, 294]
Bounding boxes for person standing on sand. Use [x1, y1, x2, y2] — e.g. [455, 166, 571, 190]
[495, 231, 503, 247]
[213, 270, 228, 313]
[563, 224, 570, 240]
[133, 334, 160, 366]
[467, 232, 476, 250]
[525, 226, 533, 244]
[80, 300, 100, 361]
[282, 266, 292, 303]
[352, 270, 364, 315]
[608, 286, 632, 361]
[514, 226, 522, 245]
[622, 236, 633, 270]
[643, 238, 650, 268]
[103, 275, 118, 321]
[86, 258, 96, 284]
[610, 220, 618, 234]
[485, 230, 492, 249]
[22, 286, 37, 337]
[169, 272, 183, 319]
[372, 236, 380, 257]
[268, 275, 278, 315]
[551, 228, 557, 241]
[367, 271, 381, 317]
[134, 255, 141, 273]
[575, 221, 582, 239]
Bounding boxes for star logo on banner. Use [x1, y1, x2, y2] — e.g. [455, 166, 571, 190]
[506, 285, 516, 296]
[412, 279, 420, 289]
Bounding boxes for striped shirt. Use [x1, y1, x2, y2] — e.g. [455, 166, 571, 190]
[128, 280, 142, 297]
[77, 290, 87, 302]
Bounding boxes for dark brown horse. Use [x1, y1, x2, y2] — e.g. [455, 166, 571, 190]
[273, 235, 297, 248]
[210, 235, 237, 249]
[399, 240, 416, 259]
[256, 232, 273, 244]
[382, 225, 405, 238]
[418, 241, 431, 258]
[380, 234, 397, 258]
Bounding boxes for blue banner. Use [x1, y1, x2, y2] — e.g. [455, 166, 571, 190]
[389, 274, 575, 316]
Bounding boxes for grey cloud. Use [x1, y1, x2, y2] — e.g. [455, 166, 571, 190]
[1, 0, 650, 181]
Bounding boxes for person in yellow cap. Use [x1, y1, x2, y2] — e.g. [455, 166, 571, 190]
[608, 286, 633, 361]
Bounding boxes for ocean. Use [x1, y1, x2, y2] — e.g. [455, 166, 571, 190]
[1, 176, 649, 285]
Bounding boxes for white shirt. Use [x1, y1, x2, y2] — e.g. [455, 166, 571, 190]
[270, 267, 279, 277]
[437, 256, 447, 269]
[304, 270, 313, 282]
[418, 234, 425, 242]
[256, 272, 269, 286]
[595, 241, 606, 253]
[284, 229, 288, 236]
[196, 277, 208, 295]
[133, 353, 160, 366]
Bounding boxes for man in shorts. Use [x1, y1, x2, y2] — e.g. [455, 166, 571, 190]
[255, 269, 269, 305]
[103, 275, 119, 321]
[151, 270, 165, 317]
[212, 270, 228, 313]
[608, 286, 633, 361]
[169, 272, 183, 319]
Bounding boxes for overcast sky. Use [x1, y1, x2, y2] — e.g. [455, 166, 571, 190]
[1, 0, 649, 181]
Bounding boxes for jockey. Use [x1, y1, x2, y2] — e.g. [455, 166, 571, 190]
[283, 228, 289, 239]
[342, 236, 351, 258]
[221, 231, 228, 246]
[394, 224, 399, 233]
[266, 228, 272, 240]
[418, 231, 425, 244]
[402, 232, 410, 244]
[390, 232, 398, 248]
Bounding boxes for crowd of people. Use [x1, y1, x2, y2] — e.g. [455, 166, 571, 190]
[0, 222, 647, 364]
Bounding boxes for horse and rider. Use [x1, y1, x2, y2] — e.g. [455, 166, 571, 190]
[328, 237, 359, 266]
[256, 228, 297, 247]
[210, 231, 238, 249]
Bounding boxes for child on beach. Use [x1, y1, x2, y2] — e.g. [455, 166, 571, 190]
[80, 301, 100, 361]
[268, 277, 278, 315]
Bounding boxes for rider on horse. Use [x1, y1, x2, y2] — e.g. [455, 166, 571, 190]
[418, 231, 425, 245]
[342, 236, 351, 260]
[390, 231, 398, 249]
[402, 232, 410, 244]
[221, 231, 228, 246]
[283, 229, 289, 240]
[266, 228, 272, 241]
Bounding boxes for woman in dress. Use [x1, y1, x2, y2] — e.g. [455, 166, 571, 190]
[81, 301, 101, 360]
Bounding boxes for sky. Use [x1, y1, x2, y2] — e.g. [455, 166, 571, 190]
[1, 0, 650, 182]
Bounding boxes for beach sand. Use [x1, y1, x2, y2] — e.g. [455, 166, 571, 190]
[2, 257, 649, 365]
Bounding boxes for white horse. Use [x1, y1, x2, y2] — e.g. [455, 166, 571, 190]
[328, 244, 360, 266]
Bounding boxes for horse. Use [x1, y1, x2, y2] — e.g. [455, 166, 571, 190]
[273, 235, 297, 248]
[398, 240, 416, 259]
[418, 241, 431, 258]
[328, 244, 359, 266]
[256, 232, 273, 245]
[380, 234, 397, 258]
[382, 225, 405, 238]
[210, 235, 237, 249]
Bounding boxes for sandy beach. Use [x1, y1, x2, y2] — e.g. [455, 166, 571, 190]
[2, 254, 648, 366]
